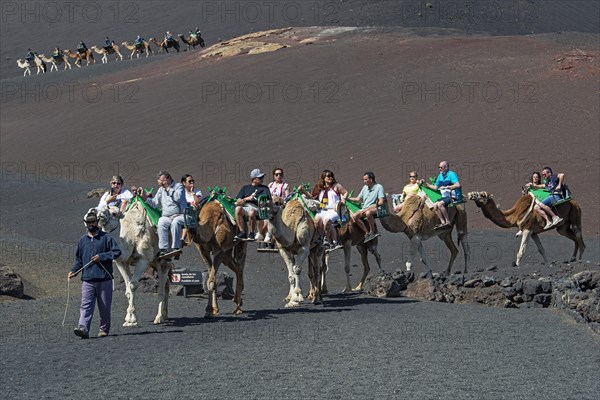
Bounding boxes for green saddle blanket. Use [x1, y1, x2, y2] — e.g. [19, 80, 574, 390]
[420, 185, 465, 207]
[289, 183, 316, 220]
[127, 195, 161, 227]
[206, 187, 237, 224]
[528, 188, 572, 205]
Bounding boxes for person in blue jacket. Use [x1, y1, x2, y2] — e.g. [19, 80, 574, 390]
[68, 208, 121, 339]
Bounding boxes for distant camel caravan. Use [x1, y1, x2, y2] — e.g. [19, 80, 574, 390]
[468, 191, 585, 266]
[17, 27, 207, 76]
[91, 44, 124, 63]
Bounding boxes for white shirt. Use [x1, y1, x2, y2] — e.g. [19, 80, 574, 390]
[98, 189, 133, 209]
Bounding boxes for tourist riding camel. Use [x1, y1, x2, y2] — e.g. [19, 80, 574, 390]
[468, 191, 584, 267]
[421, 160, 462, 229]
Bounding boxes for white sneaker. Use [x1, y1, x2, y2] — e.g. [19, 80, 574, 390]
[544, 221, 553, 230]
[264, 232, 272, 242]
[552, 216, 563, 226]
[515, 230, 522, 237]
[255, 233, 264, 242]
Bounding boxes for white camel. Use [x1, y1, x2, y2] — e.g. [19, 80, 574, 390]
[97, 203, 172, 326]
[266, 196, 324, 307]
[16, 58, 45, 76]
[37, 53, 72, 72]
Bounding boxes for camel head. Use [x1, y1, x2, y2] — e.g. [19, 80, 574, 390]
[467, 191, 492, 207]
[97, 205, 124, 233]
[267, 195, 284, 219]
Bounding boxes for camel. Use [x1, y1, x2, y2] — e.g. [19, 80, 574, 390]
[379, 195, 470, 275]
[121, 40, 153, 58]
[468, 191, 585, 266]
[63, 49, 95, 67]
[37, 53, 72, 72]
[321, 218, 383, 294]
[149, 37, 181, 54]
[16, 59, 35, 76]
[96, 204, 173, 326]
[178, 33, 205, 50]
[266, 196, 324, 307]
[91, 44, 124, 63]
[191, 200, 248, 317]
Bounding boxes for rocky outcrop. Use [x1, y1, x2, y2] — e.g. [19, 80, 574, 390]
[366, 268, 600, 333]
[0, 266, 24, 298]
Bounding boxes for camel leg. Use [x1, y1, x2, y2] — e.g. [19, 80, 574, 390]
[279, 249, 303, 307]
[115, 257, 147, 327]
[307, 249, 322, 304]
[202, 247, 222, 318]
[529, 233, 548, 264]
[153, 261, 170, 324]
[439, 231, 459, 274]
[321, 253, 330, 294]
[515, 230, 532, 267]
[229, 243, 246, 315]
[342, 242, 354, 293]
[354, 243, 371, 292]
[555, 224, 584, 262]
[412, 236, 433, 277]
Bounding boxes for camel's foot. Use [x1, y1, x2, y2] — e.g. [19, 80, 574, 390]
[204, 307, 219, 318]
[512, 261, 519, 267]
[342, 286, 352, 294]
[122, 321, 138, 327]
[353, 285, 364, 292]
[153, 315, 166, 324]
[321, 287, 328, 295]
[233, 306, 243, 315]
[291, 293, 305, 303]
[284, 301, 301, 308]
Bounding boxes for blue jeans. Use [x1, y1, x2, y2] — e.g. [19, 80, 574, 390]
[542, 194, 562, 207]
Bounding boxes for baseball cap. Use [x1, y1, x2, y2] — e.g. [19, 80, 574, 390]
[83, 208, 98, 223]
[250, 169, 265, 179]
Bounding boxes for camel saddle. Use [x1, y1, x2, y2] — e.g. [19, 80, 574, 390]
[528, 187, 573, 205]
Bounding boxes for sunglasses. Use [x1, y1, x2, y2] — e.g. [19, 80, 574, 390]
[187, 179, 194, 183]
[274, 173, 283, 177]
[325, 174, 334, 178]
[409, 175, 417, 178]
[111, 181, 121, 185]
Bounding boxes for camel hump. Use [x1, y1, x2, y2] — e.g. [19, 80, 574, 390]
[281, 199, 305, 223]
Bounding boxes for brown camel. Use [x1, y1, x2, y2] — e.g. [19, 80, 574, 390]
[178, 33, 206, 50]
[322, 218, 383, 293]
[37, 52, 71, 72]
[63, 49, 95, 67]
[379, 195, 470, 275]
[149, 37, 180, 54]
[121, 40, 153, 59]
[192, 200, 248, 317]
[468, 191, 585, 266]
[266, 197, 324, 307]
[91, 44, 124, 63]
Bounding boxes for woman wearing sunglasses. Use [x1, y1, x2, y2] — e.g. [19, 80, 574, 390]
[98, 175, 133, 212]
[181, 174, 203, 245]
[393, 171, 421, 213]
